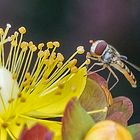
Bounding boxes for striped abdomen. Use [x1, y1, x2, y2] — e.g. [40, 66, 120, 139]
[111, 60, 137, 87]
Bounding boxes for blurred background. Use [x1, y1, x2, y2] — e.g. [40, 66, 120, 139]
[0, 0, 140, 124]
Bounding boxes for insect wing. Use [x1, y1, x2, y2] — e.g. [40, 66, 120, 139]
[121, 59, 140, 72]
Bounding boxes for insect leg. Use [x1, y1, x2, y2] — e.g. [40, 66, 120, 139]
[88, 63, 106, 75]
[88, 62, 103, 72]
[107, 71, 111, 83]
[107, 66, 119, 91]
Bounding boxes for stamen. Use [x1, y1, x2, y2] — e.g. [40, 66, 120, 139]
[79, 59, 90, 69]
[87, 107, 108, 115]
[18, 49, 32, 85]
[3, 24, 11, 40]
[0, 87, 6, 111]
[12, 28, 25, 71]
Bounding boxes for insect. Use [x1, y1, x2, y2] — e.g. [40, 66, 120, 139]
[87, 40, 140, 90]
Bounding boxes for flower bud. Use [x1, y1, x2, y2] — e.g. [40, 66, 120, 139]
[84, 120, 132, 140]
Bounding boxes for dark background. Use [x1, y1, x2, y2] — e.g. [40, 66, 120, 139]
[0, 0, 140, 124]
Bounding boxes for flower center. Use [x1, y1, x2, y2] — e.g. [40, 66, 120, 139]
[0, 67, 19, 111]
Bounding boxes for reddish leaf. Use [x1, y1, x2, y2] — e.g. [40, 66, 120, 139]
[106, 112, 127, 126]
[20, 124, 53, 140]
[62, 98, 94, 140]
[107, 96, 133, 126]
[88, 72, 113, 105]
[80, 73, 112, 122]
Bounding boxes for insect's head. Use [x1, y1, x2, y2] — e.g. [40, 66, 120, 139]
[90, 40, 108, 57]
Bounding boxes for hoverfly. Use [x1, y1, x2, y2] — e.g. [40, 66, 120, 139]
[87, 40, 140, 90]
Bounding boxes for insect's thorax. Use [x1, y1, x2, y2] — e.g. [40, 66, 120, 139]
[100, 47, 119, 64]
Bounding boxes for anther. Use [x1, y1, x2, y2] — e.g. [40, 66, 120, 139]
[25, 72, 31, 79]
[16, 122, 21, 126]
[18, 93, 22, 98]
[12, 73, 17, 80]
[6, 23, 11, 28]
[71, 85, 77, 92]
[14, 31, 19, 37]
[43, 59, 49, 65]
[30, 45, 37, 52]
[51, 52, 56, 59]
[32, 45, 37, 52]
[38, 43, 44, 50]
[58, 82, 65, 89]
[86, 52, 91, 59]
[70, 66, 78, 73]
[68, 59, 77, 68]
[29, 41, 33, 47]
[85, 59, 91, 65]
[47, 41, 54, 49]
[103, 107, 108, 112]
[44, 50, 50, 58]
[10, 35, 15, 40]
[38, 51, 44, 58]
[20, 97, 26, 102]
[21, 41, 28, 49]
[57, 62, 63, 68]
[57, 53, 64, 62]
[7, 36, 11, 41]
[77, 46, 85, 54]
[11, 41, 17, 47]
[8, 98, 14, 103]
[2, 122, 8, 128]
[53, 41, 60, 48]
[55, 91, 62, 95]
[18, 26, 26, 34]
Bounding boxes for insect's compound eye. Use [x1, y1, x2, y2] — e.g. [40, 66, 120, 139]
[95, 41, 107, 55]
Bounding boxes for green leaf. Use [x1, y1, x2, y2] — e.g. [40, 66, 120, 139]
[62, 98, 94, 140]
[80, 73, 111, 122]
[107, 96, 133, 126]
[128, 124, 140, 140]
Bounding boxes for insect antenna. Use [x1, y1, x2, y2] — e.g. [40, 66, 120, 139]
[120, 55, 128, 60]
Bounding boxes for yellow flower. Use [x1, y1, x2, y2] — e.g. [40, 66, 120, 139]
[0, 24, 87, 139]
[84, 120, 132, 140]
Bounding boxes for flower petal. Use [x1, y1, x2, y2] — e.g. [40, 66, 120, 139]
[0, 128, 7, 140]
[107, 96, 133, 126]
[0, 67, 19, 111]
[25, 67, 87, 117]
[62, 98, 94, 140]
[19, 124, 53, 140]
[80, 73, 111, 122]
[106, 112, 127, 126]
[88, 72, 112, 105]
[19, 116, 61, 140]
